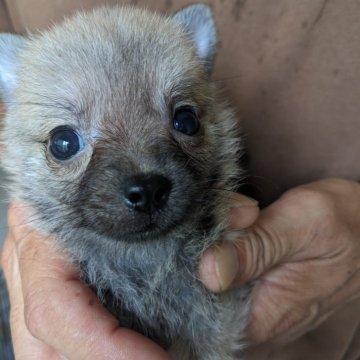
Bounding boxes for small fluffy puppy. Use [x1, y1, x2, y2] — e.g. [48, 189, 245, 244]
[0, 5, 249, 359]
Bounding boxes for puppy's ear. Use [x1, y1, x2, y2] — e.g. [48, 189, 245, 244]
[0, 34, 27, 102]
[171, 4, 217, 72]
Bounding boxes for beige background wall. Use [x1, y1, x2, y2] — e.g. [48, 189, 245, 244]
[0, 0, 12, 32]
[3, 0, 207, 32]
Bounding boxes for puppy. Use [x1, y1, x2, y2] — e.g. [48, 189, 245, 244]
[0, 5, 249, 359]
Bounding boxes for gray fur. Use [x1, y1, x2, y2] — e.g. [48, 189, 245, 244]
[0, 33, 26, 102]
[0, 5, 249, 359]
[171, 4, 217, 70]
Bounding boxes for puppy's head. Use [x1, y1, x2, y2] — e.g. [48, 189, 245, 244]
[0, 5, 241, 243]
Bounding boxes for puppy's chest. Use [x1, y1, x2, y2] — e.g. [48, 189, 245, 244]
[83, 247, 208, 347]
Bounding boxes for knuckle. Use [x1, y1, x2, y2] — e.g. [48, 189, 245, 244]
[282, 187, 325, 207]
[302, 190, 333, 210]
[281, 187, 336, 221]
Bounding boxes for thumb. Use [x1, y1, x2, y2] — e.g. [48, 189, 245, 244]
[199, 204, 294, 292]
[232, 221, 291, 286]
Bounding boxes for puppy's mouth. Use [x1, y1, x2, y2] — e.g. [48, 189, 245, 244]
[112, 207, 195, 242]
[108, 191, 217, 243]
[77, 194, 195, 243]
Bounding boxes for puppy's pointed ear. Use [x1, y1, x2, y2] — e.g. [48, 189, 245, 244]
[171, 4, 217, 72]
[0, 34, 27, 102]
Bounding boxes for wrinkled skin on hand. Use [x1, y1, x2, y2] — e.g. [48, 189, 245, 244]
[200, 178, 360, 345]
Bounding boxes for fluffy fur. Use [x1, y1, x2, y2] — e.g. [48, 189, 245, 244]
[0, 5, 249, 359]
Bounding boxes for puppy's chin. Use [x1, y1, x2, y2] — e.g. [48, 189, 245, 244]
[95, 220, 181, 243]
[109, 224, 181, 243]
[79, 202, 196, 243]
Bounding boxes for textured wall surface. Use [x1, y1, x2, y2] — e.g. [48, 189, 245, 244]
[0, 0, 12, 32]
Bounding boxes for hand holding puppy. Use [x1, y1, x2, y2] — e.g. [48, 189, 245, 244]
[200, 178, 360, 344]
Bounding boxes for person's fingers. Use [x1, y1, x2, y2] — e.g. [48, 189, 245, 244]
[231, 183, 360, 287]
[199, 242, 239, 292]
[201, 179, 360, 345]
[200, 187, 326, 291]
[8, 204, 170, 360]
[231, 224, 291, 286]
[1, 228, 61, 360]
[200, 189, 318, 292]
[229, 205, 260, 230]
[226, 193, 259, 229]
[198, 194, 259, 292]
[225, 193, 258, 207]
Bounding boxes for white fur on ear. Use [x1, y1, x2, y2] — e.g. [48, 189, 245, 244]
[0, 34, 26, 101]
[171, 4, 217, 71]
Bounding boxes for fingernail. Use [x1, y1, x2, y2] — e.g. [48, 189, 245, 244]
[199, 249, 220, 292]
[214, 242, 239, 291]
[232, 197, 258, 208]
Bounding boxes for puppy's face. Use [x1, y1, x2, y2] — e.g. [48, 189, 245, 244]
[0, 6, 241, 243]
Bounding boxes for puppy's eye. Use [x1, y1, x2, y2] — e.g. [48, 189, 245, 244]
[173, 107, 199, 136]
[49, 126, 84, 160]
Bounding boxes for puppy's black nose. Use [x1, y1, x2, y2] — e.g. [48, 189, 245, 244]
[123, 174, 172, 212]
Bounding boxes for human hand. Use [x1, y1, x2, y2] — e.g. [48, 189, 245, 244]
[199, 178, 360, 344]
[1, 204, 171, 360]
